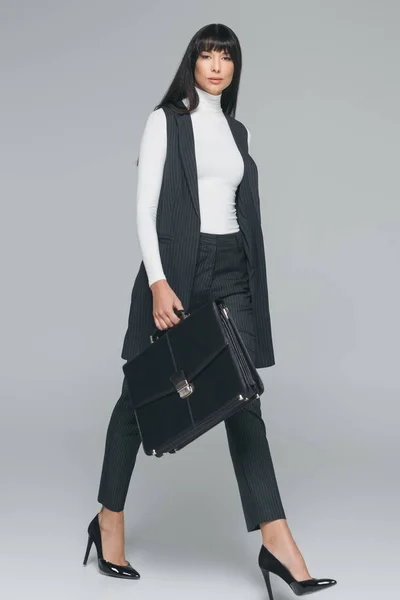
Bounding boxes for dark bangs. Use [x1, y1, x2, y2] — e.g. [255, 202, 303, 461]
[195, 27, 239, 63]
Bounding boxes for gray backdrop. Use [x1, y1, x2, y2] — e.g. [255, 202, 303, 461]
[1, 1, 398, 599]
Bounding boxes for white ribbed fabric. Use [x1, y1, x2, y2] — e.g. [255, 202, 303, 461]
[136, 86, 250, 287]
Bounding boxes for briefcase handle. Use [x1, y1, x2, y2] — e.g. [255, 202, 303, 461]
[149, 307, 190, 344]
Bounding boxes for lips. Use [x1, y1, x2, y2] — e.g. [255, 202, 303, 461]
[208, 78, 222, 82]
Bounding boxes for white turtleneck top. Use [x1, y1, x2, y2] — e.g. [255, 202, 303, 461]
[136, 86, 251, 287]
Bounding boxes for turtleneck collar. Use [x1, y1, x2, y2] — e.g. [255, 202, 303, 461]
[182, 85, 222, 113]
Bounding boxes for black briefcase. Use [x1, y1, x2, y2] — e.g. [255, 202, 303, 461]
[122, 297, 264, 457]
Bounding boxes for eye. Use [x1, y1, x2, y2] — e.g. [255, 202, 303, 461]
[199, 52, 232, 60]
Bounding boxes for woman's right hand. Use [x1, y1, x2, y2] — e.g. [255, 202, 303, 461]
[150, 279, 185, 331]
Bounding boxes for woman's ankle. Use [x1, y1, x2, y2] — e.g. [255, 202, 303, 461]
[260, 518, 288, 545]
[99, 506, 124, 528]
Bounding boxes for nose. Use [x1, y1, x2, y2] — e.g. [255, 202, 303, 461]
[211, 61, 221, 73]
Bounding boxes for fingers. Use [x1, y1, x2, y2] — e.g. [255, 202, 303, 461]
[154, 309, 181, 330]
[152, 291, 185, 331]
[173, 295, 185, 312]
[153, 316, 166, 331]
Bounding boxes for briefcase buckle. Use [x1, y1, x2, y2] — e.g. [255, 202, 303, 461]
[177, 380, 194, 399]
[170, 370, 194, 399]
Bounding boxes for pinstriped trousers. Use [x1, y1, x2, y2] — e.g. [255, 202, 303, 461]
[97, 230, 286, 532]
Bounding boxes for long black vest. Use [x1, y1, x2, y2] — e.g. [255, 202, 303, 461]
[121, 101, 275, 369]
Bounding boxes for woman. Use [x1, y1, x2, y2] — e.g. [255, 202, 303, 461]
[83, 23, 337, 598]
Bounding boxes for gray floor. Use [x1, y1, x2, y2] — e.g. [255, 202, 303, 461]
[2, 378, 397, 600]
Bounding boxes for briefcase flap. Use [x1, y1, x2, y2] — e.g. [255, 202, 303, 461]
[123, 301, 229, 409]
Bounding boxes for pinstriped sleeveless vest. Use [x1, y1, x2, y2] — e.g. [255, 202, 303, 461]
[121, 101, 275, 368]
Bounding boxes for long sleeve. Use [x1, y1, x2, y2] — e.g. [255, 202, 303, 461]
[136, 108, 167, 287]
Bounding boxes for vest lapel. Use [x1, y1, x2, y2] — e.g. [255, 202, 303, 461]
[176, 106, 200, 220]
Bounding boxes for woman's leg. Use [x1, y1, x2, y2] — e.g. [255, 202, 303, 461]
[188, 232, 286, 531]
[221, 293, 287, 532]
[96, 375, 142, 564]
[220, 293, 312, 578]
[97, 376, 142, 510]
[224, 396, 287, 529]
[224, 394, 312, 579]
[206, 232, 312, 580]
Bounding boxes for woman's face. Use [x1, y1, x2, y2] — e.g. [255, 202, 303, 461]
[194, 48, 234, 95]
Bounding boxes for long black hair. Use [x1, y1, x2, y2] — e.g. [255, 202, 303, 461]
[156, 23, 242, 117]
[136, 24, 242, 166]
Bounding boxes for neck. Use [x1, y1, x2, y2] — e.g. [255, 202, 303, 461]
[182, 85, 222, 113]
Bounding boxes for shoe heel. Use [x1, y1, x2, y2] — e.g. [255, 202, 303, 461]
[83, 534, 94, 566]
[261, 567, 274, 600]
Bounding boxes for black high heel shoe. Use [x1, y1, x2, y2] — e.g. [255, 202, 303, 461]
[259, 544, 337, 597]
[83, 513, 140, 579]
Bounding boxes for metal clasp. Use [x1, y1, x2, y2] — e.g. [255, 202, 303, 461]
[170, 369, 194, 398]
[176, 379, 194, 399]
